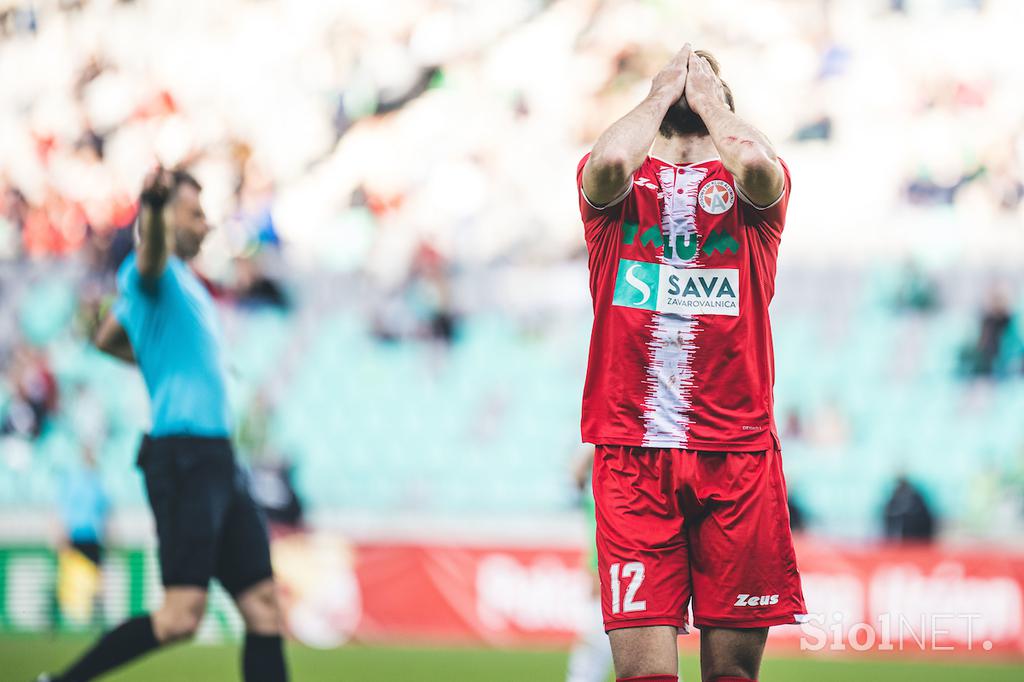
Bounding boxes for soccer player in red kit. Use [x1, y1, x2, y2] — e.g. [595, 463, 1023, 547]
[577, 44, 806, 682]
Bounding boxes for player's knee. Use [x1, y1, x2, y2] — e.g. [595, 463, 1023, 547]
[155, 607, 204, 643]
[702, 649, 760, 680]
[154, 594, 207, 643]
[705, 666, 758, 681]
[608, 626, 678, 678]
[238, 580, 283, 634]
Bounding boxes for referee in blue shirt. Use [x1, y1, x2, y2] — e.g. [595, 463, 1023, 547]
[41, 169, 288, 682]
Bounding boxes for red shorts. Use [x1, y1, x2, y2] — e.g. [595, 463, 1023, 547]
[593, 445, 805, 632]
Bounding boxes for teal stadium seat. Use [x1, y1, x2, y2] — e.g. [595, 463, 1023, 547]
[6, 270, 1024, 538]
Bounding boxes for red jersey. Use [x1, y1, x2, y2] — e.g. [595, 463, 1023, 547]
[578, 154, 790, 450]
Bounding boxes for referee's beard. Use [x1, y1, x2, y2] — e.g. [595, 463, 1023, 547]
[174, 231, 204, 261]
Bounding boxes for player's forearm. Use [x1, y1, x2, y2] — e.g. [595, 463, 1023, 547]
[136, 204, 171, 279]
[692, 100, 783, 202]
[583, 91, 677, 203]
[95, 336, 136, 364]
[94, 316, 136, 364]
[592, 91, 677, 172]
[102, 343, 136, 364]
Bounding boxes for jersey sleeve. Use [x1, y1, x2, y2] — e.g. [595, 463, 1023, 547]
[737, 157, 791, 243]
[115, 252, 140, 293]
[577, 153, 634, 243]
[113, 252, 172, 329]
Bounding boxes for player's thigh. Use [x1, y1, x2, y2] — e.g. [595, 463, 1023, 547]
[215, 468, 275, 601]
[140, 438, 233, 590]
[687, 448, 805, 629]
[593, 446, 690, 633]
[699, 626, 768, 681]
[608, 625, 679, 678]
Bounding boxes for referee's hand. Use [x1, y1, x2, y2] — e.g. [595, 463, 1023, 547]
[141, 166, 174, 209]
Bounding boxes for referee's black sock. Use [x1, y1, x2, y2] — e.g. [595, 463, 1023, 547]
[243, 632, 288, 682]
[56, 614, 160, 681]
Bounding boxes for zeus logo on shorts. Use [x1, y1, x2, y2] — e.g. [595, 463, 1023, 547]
[613, 259, 739, 317]
[734, 593, 779, 607]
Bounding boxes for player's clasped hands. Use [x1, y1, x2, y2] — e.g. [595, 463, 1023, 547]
[649, 42, 692, 101]
[684, 50, 726, 113]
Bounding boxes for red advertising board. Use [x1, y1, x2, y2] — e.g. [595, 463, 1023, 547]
[271, 533, 1024, 657]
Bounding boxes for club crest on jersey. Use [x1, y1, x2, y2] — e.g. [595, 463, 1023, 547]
[698, 180, 735, 215]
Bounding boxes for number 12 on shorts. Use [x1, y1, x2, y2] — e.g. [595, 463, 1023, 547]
[609, 561, 647, 614]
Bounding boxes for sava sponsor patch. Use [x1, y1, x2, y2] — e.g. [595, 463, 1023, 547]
[612, 259, 739, 317]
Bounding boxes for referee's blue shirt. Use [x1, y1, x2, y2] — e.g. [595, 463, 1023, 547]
[113, 252, 231, 437]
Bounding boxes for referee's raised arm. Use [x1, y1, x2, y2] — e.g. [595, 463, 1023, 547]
[135, 167, 175, 281]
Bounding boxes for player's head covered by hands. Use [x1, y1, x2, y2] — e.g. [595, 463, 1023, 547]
[660, 49, 734, 138]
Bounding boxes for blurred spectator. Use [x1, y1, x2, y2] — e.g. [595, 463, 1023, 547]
[780, 407, 804, 443]
[231, 255, 289, 310]
[250, 460, 305, 530]
[1, 343, 58, 439]
[0, 2, 37, 38]
[807, 399, 851, 449]
[961, 287, 1018, 378]
[894, 260, 939, 313]
[371, 242, 460, 347]
[793, 114, 832, 142]
[238, 393, 304, 529]
[565, 444, 613, 682]
[236, 392, 273, 462]
[883, 475, 936, 543]
[58, 445, 109, 568]
[55, 445, 109, 627]
[0, 180, 29, 260]
[412, 243, 459, 346]
[903, 166, 984, 207]
[788, 496, 807, 533]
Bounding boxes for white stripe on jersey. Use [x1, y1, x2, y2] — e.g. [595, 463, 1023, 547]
[640, 165, 708, 447]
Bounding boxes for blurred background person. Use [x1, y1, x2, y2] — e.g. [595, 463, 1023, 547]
[55, 445, 109, 630]
[565, 445, 613, 682]
[239, 392, 304, 531]
[882, 475, 937, 544]
[1, 342, 58, 440]
[961, 286, 1019, 379]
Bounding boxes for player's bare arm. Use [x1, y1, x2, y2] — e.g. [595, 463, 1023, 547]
[685, 52, 784, 207]
[136, 167, 176, 280]
[94, 313, 136, 364]
[582, 44, 693, 206]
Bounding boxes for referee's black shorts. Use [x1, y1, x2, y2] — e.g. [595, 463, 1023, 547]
[137, 434, 274, 597]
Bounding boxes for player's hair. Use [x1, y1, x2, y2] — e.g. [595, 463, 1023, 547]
[658, 49, 736, 138]
[695, 49, 735, 112]
[171, 169, 202, 196]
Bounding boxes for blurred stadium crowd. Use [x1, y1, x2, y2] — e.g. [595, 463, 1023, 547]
[1, 0, 1024, 541]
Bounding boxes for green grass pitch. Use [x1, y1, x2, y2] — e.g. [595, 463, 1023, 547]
[3, 635, 1021, 681]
